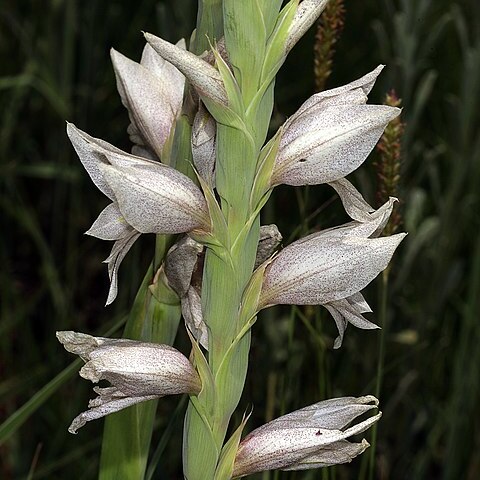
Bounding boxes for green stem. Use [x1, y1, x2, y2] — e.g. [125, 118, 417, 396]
[367, 270, 389, 480]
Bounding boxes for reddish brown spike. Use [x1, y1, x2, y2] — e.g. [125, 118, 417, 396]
[313, 0, 346, 92]
[374, 90, 405, 235]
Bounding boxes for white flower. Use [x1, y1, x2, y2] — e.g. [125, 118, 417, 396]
[57, 331, 201, 434]
[271, 66, 400, 187]
[68, 123, 209, 304]
[163, 226, 283, 350]
[232, 396, 381, 477]
[259, 199, 405, 347]
[111, 40, 185, 160]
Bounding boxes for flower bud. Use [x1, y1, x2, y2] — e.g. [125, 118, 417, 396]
[233, 396, 381, 476]
[57, 331, 201, 433]
[110, 40, 185, 160]
[255, 224, 283, 267]
[285, 0, 330, 54]
[163, 236, 208, 349]
[144, 33, 228, 106]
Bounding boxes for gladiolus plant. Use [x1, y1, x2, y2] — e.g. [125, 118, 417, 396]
[59, 1, 405, 478]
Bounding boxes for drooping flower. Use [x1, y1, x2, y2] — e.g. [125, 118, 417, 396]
[258, 198, 405, 347]
[232, 396, 381, 477]
[110, 39, 185, 160]
[57, 331, 201, 434]
[271, 66, 400, 187]
[68, 123, 210, 304]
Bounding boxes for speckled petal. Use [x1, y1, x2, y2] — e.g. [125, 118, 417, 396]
[325, 298, 379, 349]
[261, 396, 379, 431]
[68, 394, 158, 434]
[286, 0, 329, 54]
[289, 65, 384, 121]
[85, 202, 132, 241]
[111, 46, 184, 158]
[104, 230, 141, 305]
[99, 162, 209, 235]
[260, 233, 406, 308]
[273, 104, 400, 186]
[329, 178, 397, 235]
[284, 439, 370, 470]
[144, 33, 228, 105]
[140, 39, 186, 108]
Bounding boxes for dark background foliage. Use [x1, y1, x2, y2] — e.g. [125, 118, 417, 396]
[1, 0, 479, 479]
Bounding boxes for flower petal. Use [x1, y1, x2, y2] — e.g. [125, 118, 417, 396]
[140, 40, 185, 108]
[265, 396, 379, 431]
[99, 162, 209, 235]
[111, 46, 184, 158]
[284, 439, 370, 470]
[273, 104, 400, 186]
[286, 0, 330, 54]
[324, 298, 379, 349]
[68, 394, 158, 434]
[67, 123, 153, 199]
[290, 65, 384, 121]
[260, 233, 406, 308]
[102, 230, 141, 305]
[144, 33, 228, 106]
[85, 202, 133, 241]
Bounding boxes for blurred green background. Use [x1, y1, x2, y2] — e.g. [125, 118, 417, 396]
[1, 0, 479, 479]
